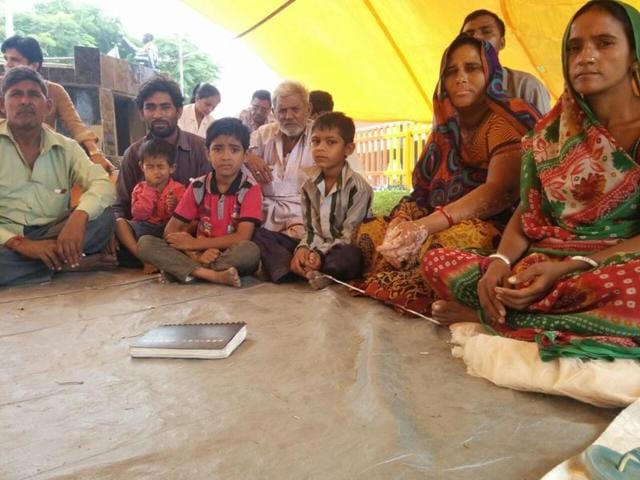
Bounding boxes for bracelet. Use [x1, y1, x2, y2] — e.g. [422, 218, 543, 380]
[569, 255, 599, 269]
[488, 253, 511, 268]
[435, 206, 454, 228]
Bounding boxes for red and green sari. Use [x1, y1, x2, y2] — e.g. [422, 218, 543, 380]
[354, 36, 539, 314]
[423, 3, 640, 360]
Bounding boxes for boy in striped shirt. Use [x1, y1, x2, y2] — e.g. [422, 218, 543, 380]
[256, 112, 372, 289]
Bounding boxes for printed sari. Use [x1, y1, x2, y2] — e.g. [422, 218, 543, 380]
[354, 36, 539, 314]
[424, 1, 640, 360]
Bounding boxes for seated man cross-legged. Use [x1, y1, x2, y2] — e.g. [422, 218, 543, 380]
[0, 67, 116, 287]
[137, 118, 261, 287]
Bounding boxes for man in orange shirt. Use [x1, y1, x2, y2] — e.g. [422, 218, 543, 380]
[1, 34, 114, 172]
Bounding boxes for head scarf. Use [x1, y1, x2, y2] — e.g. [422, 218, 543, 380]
[410, 34, 540, 211]
[521, 0, 640, 254]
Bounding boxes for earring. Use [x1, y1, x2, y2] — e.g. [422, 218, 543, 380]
[631, 63, 640, 97]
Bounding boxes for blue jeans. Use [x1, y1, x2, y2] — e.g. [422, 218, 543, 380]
[0, 207, 115, 287]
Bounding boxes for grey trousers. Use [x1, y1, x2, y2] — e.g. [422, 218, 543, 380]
[137, 236, 260, 283]
[0, 207, 115, 287]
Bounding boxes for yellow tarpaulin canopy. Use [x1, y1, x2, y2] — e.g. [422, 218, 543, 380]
[183, 0, 640, 122]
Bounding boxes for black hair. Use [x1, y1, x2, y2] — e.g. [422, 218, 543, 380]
[252, 89, 272, 104]
[572, 0, 634, 50]
[309, 90, 334, 116]
[190, 82, 220, 103]
[138, 138, 176, 166]
[448, 33, 484, 54]
[312, 111, 355, 144]
[135, 76, 184, 110]
[1, 35, 44, 70]
[2, 66, 47, 96]
[461, 9, 506, 37]
[142, 33, 154, 44]
[205, 117, 251, 150]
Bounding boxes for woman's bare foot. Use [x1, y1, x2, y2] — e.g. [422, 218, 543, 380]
[193, 267, 241, 287]
[305, 270, 333, 290]
[142, 262, 159, 275]
[431, 300, 479, 325]
[61, 253, 117, 272]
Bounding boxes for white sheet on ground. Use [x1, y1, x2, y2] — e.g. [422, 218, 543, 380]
[0, 271, 622, 479]
[450, 323, 640, 408]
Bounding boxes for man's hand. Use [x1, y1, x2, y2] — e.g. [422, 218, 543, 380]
[13, 238, 65, 270]
[166, 231, 198, 250]
[90, 152, 115, 175]
[290, 247, 310, 276]
[57, 210, 89, 268]
[246, 151, 273, 184]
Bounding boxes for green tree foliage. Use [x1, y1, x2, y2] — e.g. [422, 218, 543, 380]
[7, 0, 123, 57]
[0, 0, 220, 93]
[156, 36, 221, 98]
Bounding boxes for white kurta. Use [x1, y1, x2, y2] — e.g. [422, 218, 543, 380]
[177, 104, 215, 139]
[249, 122, 314, 238]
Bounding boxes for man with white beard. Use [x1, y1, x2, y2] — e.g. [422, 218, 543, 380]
[246, 80, 316, 282]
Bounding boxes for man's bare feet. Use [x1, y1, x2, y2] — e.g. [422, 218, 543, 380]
[61, 253, 117, 272]
[193, 267, 241, 287]
[142, 262, 159, 275]
[431, 300, 479, 325]
[305, 270, 333, 290]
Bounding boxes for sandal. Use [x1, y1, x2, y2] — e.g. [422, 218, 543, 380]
[583, 445, 640, 480]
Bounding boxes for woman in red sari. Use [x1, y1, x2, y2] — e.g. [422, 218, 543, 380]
[354, 34, 539, 314]
[424, 0, 640, 360]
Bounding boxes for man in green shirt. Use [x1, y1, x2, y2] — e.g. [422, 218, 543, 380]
[0, 67, 116, 286]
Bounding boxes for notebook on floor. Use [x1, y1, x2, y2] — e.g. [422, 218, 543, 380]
[129, 322, 247, 359]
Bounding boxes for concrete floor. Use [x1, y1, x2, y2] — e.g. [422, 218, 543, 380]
[1, 270, 618, 479]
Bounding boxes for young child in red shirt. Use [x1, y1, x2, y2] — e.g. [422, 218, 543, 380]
[115, 139, 185, 272]
[137, 118, 262, 287]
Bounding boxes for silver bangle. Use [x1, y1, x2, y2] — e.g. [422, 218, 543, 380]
[488, 253, 511, 268]
[569, 255, 599, 268]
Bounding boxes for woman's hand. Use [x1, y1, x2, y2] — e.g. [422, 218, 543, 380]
[494, 261, 576, 311]
[377, 220, 429, 268]
[477, 259, 512, 323]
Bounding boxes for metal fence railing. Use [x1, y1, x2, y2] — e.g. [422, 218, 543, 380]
[355, 121, 431, 189]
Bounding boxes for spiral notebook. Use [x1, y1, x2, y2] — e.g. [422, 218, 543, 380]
[129, 322, 247, 359]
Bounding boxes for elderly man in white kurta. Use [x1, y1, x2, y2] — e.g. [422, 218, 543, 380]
[247, 80, 315, 281]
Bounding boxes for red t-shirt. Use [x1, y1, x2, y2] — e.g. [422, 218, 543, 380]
[131, 178, 186, 224]
[173, 171, 262, 238]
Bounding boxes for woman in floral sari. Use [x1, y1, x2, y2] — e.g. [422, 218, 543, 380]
[424, 0, 640, 360]
[354, 34, 540, 314]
